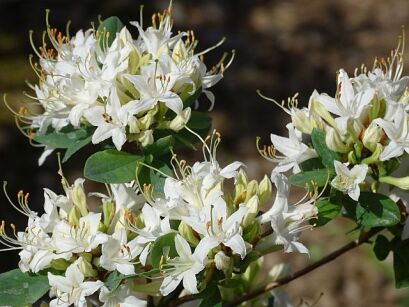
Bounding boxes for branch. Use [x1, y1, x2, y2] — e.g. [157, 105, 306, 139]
[169, 227, 383, 307]
[223, 227, 383, 307]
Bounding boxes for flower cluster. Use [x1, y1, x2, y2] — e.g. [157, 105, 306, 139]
[262, 34, 409, 200]
[14, 4, 229, 158]
[0, 131, 317, 305]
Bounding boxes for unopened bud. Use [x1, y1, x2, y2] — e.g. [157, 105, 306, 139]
[215, 251, 232, 274]
[234, 169, 248, 203]
[291, 108, 313, 134]
[169, 107, 191, 131]
[379, 175, 409, 190]
[361, 143, 382, 165]
[138, 112, 155, 131]
[68, 206, 81, 227]
[172, 39, 188, 63]
[72, 180, 88, 216]
[362, 122, 383, 152]
[243, 220, 261, 243]
[245, 180, 258, 202]
[258, 175, 273, 204]
[136, 130, 154, 147]
[242, 195, 259, 228]
[77, 256, 97, 278]
[369, 98, 386, 121]
[310, 94, 337, 129]
[178, 221, 199, 246]
[50, 258, 71, 271]
[325, 127, 350, 153]
[102, 201, 115, 229]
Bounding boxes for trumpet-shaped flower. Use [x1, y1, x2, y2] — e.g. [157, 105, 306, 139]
[159, 235, 207, 295]
[48, 259, 103, 307]
[99, 283, 147, 307]
[331, 161, 368, 201]
[183, 198, 248, 259]
[269, 123, 318, 174]
[259, 173, 317, 254]
[52, 212, 108, 255]
[374, 104, 409, 160]
[100, 228, 142, 275]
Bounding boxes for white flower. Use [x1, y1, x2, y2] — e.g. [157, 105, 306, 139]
[374, 104, 409, 161]
[99, 283, 147, 307]
[48, 259, 103, 307]
[331, 161, 368, 201]
[53, 212, 108, 255]
[159, 235, 207, 296]
[183, 198, 248, 259]
[270, 123, 318, 174]
[124, 63, 184, 115]
[130, 204, 172, 265]
[318, 69, 374, 132]
[100, 228, 142, 275]
[260, 173, 317, 254]
[84, 88, 152, 150]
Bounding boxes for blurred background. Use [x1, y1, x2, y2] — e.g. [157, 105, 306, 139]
[1, 0, 409, 306]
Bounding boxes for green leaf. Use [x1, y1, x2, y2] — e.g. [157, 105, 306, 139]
[235, 250, 262, 274]
[0, 269, 50, 306]
[84, 149, 142, 183]
[311, 198, 342, 227]
[151, 232, 178, 268]
[104, 269, 160, 292]
[300, 157, 325, 171]
[311, 128, 341, 170]
[355, 192, 400, 227]
[62, 135, 92, 162]
[288, 169, 329, 187]
[198, 283, 222, 307]
[393, 240, 409, 288]
[98, 16, 124, 47]
[144, 136, 174, 156]
[187, 111, 212, 130]
[34, 126, 93, 149]
[373, 234, 391, 261]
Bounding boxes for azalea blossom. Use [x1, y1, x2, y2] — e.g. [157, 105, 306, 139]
[99, 283, 147, 307]
[48, 259, 103, 307]
[269, 123, 318, 174]
[331, 161, 368, 201]
[160, 235, 207, 295]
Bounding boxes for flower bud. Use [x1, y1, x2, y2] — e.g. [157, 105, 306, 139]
[242, 195, 259, 228]
[379, 175, 409, 190]
[369, 98, 386, 121]
[347, 151, 357, 164]
[362, 122, 383, 152]
[72, 180, 88, 216]
[234, 169, 248, 204]
[68, 206, 81, 227]
[243, 220, 261, 243]
[310, 96, 337, 129]
[102, 201, 115, 229]
[169, 107, 191, 131]
[258, 175, 273, 204]
[215, 251, 232, 274]
[361, 143, 382, 165]
[77, 256, 97, 278]
[172, 39, 188, 63]
[136, 130, 154, 147]
[138, 112, 155, 131]
[325, 127, 350, 153]
[178, 221, 199, 246]
[245, 180, 258, 202]
[50, 258, 71, 271]
[128, 116, 140, 134]
[291, 108, 313, 134]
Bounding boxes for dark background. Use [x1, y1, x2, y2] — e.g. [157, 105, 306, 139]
[1, 0, 409, 305]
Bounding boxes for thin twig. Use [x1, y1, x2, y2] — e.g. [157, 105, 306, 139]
[169, 227, 383, 307]
[223, 227, 383, 307]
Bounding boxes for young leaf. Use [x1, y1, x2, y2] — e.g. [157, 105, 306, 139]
[144, 136, 175, 156]
[98, 16, 124, 47]
[0, 269, 50, 306]
[300, 157, 325, 171]
[84, 149, 142, 183]
[393, 240, 409, 288]
[355, 192, 400, 227]
[311, 128, 341, 170]
[288, 169, 329, 187]
[151, 232, 178, 268]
